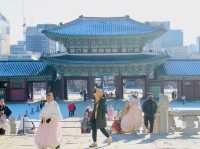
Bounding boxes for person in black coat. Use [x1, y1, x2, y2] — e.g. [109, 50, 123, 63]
[89, 88, 112, 148]
[142, 95, 157, 133]
[0, 98, 12, 135]
[0, 99, 12, 119]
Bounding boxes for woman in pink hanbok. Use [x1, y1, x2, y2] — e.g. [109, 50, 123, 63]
[107, 105, 114, 121]
[120, 95, 143, 133]
[35, 92, 62, 149]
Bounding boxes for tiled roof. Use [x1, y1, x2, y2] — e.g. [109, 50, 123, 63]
[158, 59, 200, 77]
[43, 53, 167, 65]
[43, 16, 161, 36]
[0, 61, 52, 80]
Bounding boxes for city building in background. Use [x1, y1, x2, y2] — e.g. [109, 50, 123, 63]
[165, 47, 192, 59]
[197, 36, 200, 53]
[146, 21, 170, 30]
[0, 12, 10, 56]
[144, 21, 183, 53]
[10, 41, 25, 55]
[26, 24, 58, 54]
[10, 41, 33, 59]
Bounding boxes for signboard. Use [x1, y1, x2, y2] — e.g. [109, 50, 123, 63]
[149, 85, 161, 98]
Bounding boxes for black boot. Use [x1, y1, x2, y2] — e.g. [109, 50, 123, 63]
[0, 128, 5, 135]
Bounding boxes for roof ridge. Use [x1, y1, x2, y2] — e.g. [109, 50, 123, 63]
[42, 15, 164, 37]
[58, 15, 132, 29]
[78, 15, 131, 21]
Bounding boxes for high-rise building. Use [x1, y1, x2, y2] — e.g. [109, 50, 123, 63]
[26, 24, 57, 54]
[145, 21, 183, 52]
[0, 13, 10, 56]
[10, 41, 25, 55]
[10, 41, 34, 59]
[197, 36, 200, 53]
[146, 21, 170, 30]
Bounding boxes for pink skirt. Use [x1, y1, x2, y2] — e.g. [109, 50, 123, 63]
[35, 122, 62, 148]
[121, 107, 143, 132]
[107, 109, 114, 121]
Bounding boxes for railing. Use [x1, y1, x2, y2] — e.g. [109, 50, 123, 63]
[21, 119, 114, 135]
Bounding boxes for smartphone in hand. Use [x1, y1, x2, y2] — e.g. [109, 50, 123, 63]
[46, 118, 51, 123]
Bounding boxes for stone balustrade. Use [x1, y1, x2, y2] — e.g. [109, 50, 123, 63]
[154, 94, 200, 135]
[169, 110, 200, 134]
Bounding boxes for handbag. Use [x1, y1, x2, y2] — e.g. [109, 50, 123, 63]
[81, 118, 91, 134]
[41, 118, 51, 124]
[46, 118, 51, 123]
[81, 109, 94, 134]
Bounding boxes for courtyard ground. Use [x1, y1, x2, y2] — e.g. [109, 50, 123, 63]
[3, 96, 200, 148]
[1, 118, 200, 149]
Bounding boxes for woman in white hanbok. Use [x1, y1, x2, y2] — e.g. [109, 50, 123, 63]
[35, 92, 62, 149]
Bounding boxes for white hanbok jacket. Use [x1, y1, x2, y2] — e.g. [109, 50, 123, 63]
[40, 101, 62, 121]
[0, 115, 10, 134]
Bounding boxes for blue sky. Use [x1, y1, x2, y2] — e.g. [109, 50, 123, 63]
[0, 0, 200, 45]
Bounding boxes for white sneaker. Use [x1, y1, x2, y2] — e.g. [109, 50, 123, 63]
[89, 142, 97, 148]
[106, 136, 112, 145]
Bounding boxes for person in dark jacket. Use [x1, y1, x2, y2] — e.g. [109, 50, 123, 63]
[0, 98, 12, 135]
[89, 88, 112, 148]
[0, 98, 12, 119]
[142, 95, 157, 133]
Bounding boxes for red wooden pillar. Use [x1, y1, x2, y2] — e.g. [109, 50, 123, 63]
[27, 82, 33, 101]
[60, 77, 65, 100]
[177, 80, 183, 98]
[160, 79, 165, 94]
[87, 76, 95, 100]
[115, 76, 123, 99]
[31, 82, 33, 100]
[55, 77, 65, 100]
[64, 77, 68, 100]
[6, 82, 10, 101]
[144, 75, 149, 97]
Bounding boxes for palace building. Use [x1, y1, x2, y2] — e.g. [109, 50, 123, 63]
[41, 15, 167, 100]
[1, 16, 200, 101]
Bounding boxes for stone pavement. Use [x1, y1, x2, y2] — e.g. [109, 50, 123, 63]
[1, 117, 200, 149]
[1, 131, 200, 149]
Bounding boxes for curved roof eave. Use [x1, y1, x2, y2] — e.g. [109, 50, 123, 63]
[43, 29, 165, 42]
[42, 54, 168, 66]
[42, 16, 166, 41]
